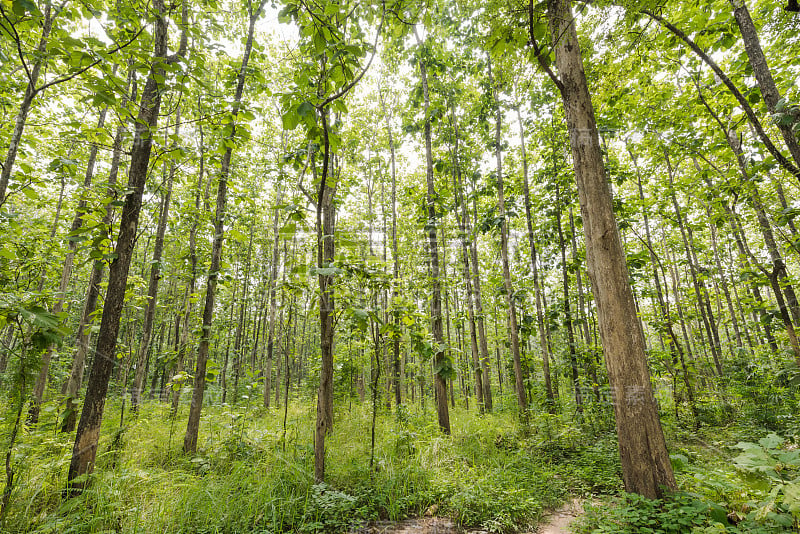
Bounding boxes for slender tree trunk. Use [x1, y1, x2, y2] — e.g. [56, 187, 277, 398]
[378, 82, 403, 408]
[169, 95, 206, 415]
[29, 105, 109, 424]
[706, 205, 744, 349]
[232, 226, 255, 404]
[314, 111, 338, 481]
[416, 29, 450, 434]
[489, 58, 527, 418]
[547, 0, 676, 498]
[465, 171, 493, 411]
[0, 4, 56, 204]
[629, 147, 697, 418]
[643, 9, 800, 182]
[131, 113, 178, 413]
[184, 0, 264, 453]
[664, 152, 724, 375]
[569, 208, 599, 402]
[61, 66, 134, 432]
[555, 184, 582, 414]
[449, 103, 484, 411]
[514, 102, 555, 409]
[264, 182, 283, 408]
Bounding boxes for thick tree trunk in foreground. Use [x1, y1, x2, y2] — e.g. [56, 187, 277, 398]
[67, 0, 174, 493]
[61, 66, 133, 432]
[314, 129, 337, 481]
[547, 0, 676, 498]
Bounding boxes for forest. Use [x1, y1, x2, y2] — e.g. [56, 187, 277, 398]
[1, 0, 800, 531]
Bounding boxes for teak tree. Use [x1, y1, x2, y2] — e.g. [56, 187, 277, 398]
[543, 0, 677, 498]
[67, 0, 187, 492]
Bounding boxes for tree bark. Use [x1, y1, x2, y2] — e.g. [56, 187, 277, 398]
[264, 183, 283, 409]
[555, 183, 582, 414]
[29, 104, 109, 424]
[547, 0, 676, 498]
[643, 9, 800, 182]
[67, 0, 177, 492]
[515, 102, 555, 409]
[664, 152, 724, 375]
[0, 3, 55, 204]
[416, 30, 450, 434]
[131, 114, 178, 413]
[378, 82, 403, 408]
[61, 65, 135, 433]
[729, 0, 800, 167]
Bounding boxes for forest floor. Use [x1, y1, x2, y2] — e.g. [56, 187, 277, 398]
[4, 397, 797, 533]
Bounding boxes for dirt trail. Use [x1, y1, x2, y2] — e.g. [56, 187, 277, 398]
[536, 498, 583, 534]
[350, 499, 584, 534]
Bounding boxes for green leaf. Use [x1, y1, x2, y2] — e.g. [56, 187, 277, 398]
[229, 228, 247, 242]
[282, 109, 300, 130]
[783, 482, 800, 514]
[12, 0, 39, 16]
[759, 433, 783, 449]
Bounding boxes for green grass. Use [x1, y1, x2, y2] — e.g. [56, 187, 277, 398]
[0, 395, 618, 533]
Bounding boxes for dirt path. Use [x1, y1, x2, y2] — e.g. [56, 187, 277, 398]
[535, 498, 583, 534]
[350, 498, 584, 534]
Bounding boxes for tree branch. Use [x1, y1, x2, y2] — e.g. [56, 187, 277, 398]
[643, 9, 800, 181]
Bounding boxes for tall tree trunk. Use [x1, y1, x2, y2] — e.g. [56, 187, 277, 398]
[466, 168, 494, 411]
[729, 0, 800, 167]
[449, 103, 484, 411]
[264, 182, 283, 409]
[232, 225, 255, 404]
[61, 66, 135, 433]
[29, 104, 109, 424]
[664, 152, 724, 375]
[643, 9, 800, 182]
[555, 183, 582, 414]
[0, 3, 56, 204]
[314, 120, 337, 480]
[546, 0, 676, 498]
[416, 29, 450, 434]
[514, 101, 555, 409]
[569, 208, 599, 402]
[170, 95, 207, 415]
[629, 147, 697, 418]
[184, 0, 264, 453]
[378, 82, 403, 408]
[67, 0, 183, 491]
[489, 58, 527, 418]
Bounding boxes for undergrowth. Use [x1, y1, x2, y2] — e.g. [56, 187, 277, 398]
[0, 397, 615, 533]
[575, 423, 800, 533]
